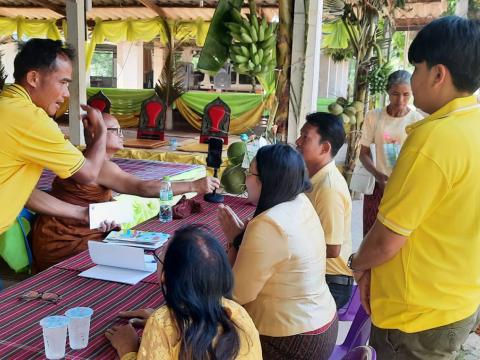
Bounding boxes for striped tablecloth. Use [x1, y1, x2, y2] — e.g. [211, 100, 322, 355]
[0, 195, 255, 358]
[36, 157, 204, 191]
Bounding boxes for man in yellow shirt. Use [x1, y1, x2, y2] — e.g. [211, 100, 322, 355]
[350, 16, 480, 358]
[296, 112, 354, 309]
[0, 38, 108, 234]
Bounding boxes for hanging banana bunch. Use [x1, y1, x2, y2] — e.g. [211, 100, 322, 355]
[225, 8, 277, 77]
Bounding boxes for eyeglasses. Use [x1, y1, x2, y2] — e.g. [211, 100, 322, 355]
[19, 290, 62, 304]
[107, 127, 123, 136]
[245, 169, 259, 177]
[153, 248, 164, 265]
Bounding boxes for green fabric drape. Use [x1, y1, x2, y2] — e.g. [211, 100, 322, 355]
[180, 91, 263, 118]
[87, 88, 155, 115]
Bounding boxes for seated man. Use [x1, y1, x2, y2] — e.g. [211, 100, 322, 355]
[31, 113, 220, 271]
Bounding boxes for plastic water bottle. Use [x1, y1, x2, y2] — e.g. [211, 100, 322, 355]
[159, 176, 173, 223]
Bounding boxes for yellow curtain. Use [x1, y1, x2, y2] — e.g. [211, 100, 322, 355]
[175, 95, 272, 134]
[0, 17, 61, 40]
[86, 18, 210, 70]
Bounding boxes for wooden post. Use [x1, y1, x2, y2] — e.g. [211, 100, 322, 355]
[287, 0, 323, 143]
[66, 0, 86, 146]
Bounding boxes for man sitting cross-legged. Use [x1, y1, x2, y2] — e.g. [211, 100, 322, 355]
[31, 113, 220, 272]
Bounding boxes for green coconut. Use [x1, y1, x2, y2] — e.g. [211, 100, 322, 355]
[341, 113, 350, 124]
[328, 103, 344, 116]
[221, 165, 246, 194]
[227, 141, 247, 166]
[336, 97, 349, 107]
[352, 101, 364, 112]
[344, 106, 357, 116]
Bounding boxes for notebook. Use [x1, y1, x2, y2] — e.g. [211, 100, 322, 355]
[79, 241, 157, 285]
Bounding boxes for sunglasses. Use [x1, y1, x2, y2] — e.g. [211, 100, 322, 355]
[107, 127, 123, 136]
[19, 290, 62, 304]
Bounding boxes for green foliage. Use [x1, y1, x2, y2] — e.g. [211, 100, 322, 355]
[197, 0, 244, 75]
[155, 22, 186, 106]
[90, 51, 114, 77]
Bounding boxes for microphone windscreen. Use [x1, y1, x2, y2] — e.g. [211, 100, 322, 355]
[206, 137, 223, 169]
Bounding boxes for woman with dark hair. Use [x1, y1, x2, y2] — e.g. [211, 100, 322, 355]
[359, 70, 423, 235]
[105, 225, 262, 359]
[218, 144, 338, 360]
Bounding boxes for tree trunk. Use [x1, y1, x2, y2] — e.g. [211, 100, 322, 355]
[274, 0, 294, 141]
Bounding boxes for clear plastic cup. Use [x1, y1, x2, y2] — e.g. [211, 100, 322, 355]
[65, 307, 94, 350]
[39, 315, 69, 359]
[170, 138, 177, 151]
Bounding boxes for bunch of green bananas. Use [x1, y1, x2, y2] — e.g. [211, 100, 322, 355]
[367, 63, 393, 96]
[225, 8, 277, 76]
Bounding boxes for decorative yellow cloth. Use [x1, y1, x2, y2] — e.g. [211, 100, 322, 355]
[121, 299, 262, 360]
[177, 142, 228, 153]
[0, 16, 61, 40]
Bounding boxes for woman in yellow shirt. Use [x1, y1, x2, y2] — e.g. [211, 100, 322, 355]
[105, 225, 262, 359]
[218, 144, 338, 360]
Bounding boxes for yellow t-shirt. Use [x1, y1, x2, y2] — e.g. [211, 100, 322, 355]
[233, 194, 337, 336]
[0, 84, 84, 234]
[121, 298, 262, 360]
[374, 95, 480, 333]
[306, 161, 353, 276]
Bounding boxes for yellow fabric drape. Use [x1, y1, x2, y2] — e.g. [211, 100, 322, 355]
[175, 96, 272, 135]
[86, 18, 210, 70]
[0, 17, 61, 40]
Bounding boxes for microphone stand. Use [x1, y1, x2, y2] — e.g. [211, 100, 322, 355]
[204, 168, 224, 203]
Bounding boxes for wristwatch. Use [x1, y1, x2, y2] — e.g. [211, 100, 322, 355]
[347, 253, 356, 271]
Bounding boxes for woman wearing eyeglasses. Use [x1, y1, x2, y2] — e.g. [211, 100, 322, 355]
[218, 144, 338, 360]
[105, 225, 262, 359]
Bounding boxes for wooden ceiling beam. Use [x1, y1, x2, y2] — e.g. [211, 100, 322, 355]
[29, 0, 65, 17]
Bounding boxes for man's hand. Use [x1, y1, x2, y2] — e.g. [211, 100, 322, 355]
[105, 324, 139, 358]
[356, 269, 372, 315]
[191, 177, 220, 194]
[374, 172, 389, 190]
[118, 308, 155, 328]
[81, 104, 106, 137]
[98, 220, 121, 233]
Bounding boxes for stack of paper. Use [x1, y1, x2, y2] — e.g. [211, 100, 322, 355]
[79, 241, 157, 285]
[104, 230, 169, 250]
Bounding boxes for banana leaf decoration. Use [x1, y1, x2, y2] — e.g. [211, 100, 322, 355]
[197, 0, 244, 75]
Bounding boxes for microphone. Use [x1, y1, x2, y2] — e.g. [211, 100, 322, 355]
[204, 137, 224, 203]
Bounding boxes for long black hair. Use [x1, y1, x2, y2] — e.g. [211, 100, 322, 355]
[162, 225, 241, 360]
[253, 143, 311, 216]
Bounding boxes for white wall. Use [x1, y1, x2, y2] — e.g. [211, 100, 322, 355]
[318, 52, 349, 99]
[0, 42, 18, 83]
[116, 41, 144, 89]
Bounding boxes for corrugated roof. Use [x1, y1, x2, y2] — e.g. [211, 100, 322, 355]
[0, 0, 278, 21]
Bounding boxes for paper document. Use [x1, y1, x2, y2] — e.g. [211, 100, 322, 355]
[89, 201, 134, 230]
[79, 241, 156, 285]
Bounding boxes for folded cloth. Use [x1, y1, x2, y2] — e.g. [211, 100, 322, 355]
[172, 196, 203, 219]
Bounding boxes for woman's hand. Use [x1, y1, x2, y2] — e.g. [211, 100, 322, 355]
[217, 204, 245, 244]
[374, 172, 389, 190]
[118, 308, 155, 328]
[105, 324, 139, 358]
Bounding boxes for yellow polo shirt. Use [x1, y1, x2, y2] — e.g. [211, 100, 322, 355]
[306, 161, 353, 276]
[373, 95, 480, 333]
[0, 84, 84, 234]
